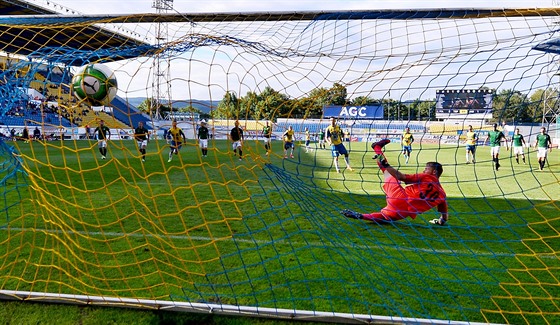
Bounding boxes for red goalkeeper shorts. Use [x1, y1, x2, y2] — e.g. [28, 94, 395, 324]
[380, 176, 417, 221]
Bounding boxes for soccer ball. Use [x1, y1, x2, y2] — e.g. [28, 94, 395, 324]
[71, 64, 118, 105]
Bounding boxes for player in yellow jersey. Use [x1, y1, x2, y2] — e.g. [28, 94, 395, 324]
[401, 127, 414, 164]
[326, 117, 352, 173]
[167, 119, 186, 162]
[464, 125, 478, 164]
[283, 125, 295, 158]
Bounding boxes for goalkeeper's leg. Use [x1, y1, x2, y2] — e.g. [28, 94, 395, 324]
[371, 139, 391, 171]
[362, 212, 387, 221]
[340, 210, 395, 223]
[371, 139, 390, 155]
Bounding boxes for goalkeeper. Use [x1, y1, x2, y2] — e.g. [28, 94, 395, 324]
[341, 139, 449, 225]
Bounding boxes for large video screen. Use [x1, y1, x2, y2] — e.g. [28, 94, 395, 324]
[436, 89, 494, 119]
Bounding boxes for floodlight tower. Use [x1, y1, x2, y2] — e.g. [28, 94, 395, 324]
[151, 0, 174, 121]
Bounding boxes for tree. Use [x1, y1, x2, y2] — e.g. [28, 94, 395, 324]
[137, 98, 171, 119]
[351, 96, 376, 106]
[328, 83, 348, 105]
[240, 91, 258, 120]
[308, 87, 330, 107]
[529, 88, 558, 123]
[383, 98, 397, 120]
[177, 105, 202, 120]
[215, 91, 239, 119]
[258, 87, 292, 119]
[492, 89, 529, 123]
[406, 99, 422, 121]
[137, 98, 152, 113]
[415, 100, 436, 121]
[293, 96, 322, 119]
[213, 87, 293, 120]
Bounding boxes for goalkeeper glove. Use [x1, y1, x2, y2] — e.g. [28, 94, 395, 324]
[429, 217, 446, 225]
[340, 209, 363, 220]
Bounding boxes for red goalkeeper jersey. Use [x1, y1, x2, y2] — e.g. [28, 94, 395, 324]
[401, 173, 448, 216]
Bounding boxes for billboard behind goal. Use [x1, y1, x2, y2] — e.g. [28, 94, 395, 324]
[435, 89, 494, 120]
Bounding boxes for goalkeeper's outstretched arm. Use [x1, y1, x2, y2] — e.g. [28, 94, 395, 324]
[430, 203, 449, 225]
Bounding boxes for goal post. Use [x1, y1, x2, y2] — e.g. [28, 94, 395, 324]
[0, 7, 559, 325]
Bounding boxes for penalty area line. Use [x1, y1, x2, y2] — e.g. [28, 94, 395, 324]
[1, 226, 531, 259]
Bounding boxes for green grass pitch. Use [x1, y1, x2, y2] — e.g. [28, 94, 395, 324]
[1, 137, 559, 324]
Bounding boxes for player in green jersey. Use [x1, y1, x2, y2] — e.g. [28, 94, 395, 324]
[197, 120, 210, 157]
[93, 119, 111, 159]
[134, 121, 150, 162]
[261, 121, 272, 155]
[318, 128, 326, 149]
[484, 123, 509, 171]
[511, 128, 526, 164]
[230, 120, 244, 160]
[533, 127, 552, 171]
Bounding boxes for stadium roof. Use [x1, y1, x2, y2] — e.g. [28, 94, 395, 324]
[0, 0, 154, 66]
[2, 2, 560, 65]
[533, 37, 560, 55]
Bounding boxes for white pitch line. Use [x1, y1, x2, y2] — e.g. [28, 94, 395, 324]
[2, 226, 534, 259]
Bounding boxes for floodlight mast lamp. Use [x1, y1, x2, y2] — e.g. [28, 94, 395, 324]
[151, 0, 174, 122]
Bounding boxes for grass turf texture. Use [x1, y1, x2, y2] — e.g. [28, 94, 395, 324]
[1, 137, 559, 324]
[0, 300, 333, 325]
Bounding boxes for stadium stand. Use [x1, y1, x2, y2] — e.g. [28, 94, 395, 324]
[429, 123, 495, 135]
[1, 54, 147, 130]
[274, 120, 426, 135]
[110, 96, 152, 129]
[0, 0, 154, 130]
[0, 0, 153, 63]
[211, 119, 265, 132]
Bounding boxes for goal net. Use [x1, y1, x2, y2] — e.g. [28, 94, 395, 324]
[0, 7, 559, 324]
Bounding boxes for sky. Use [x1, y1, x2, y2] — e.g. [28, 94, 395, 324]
[37, 0, 559, 14]
[23, 0, 560, 102]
